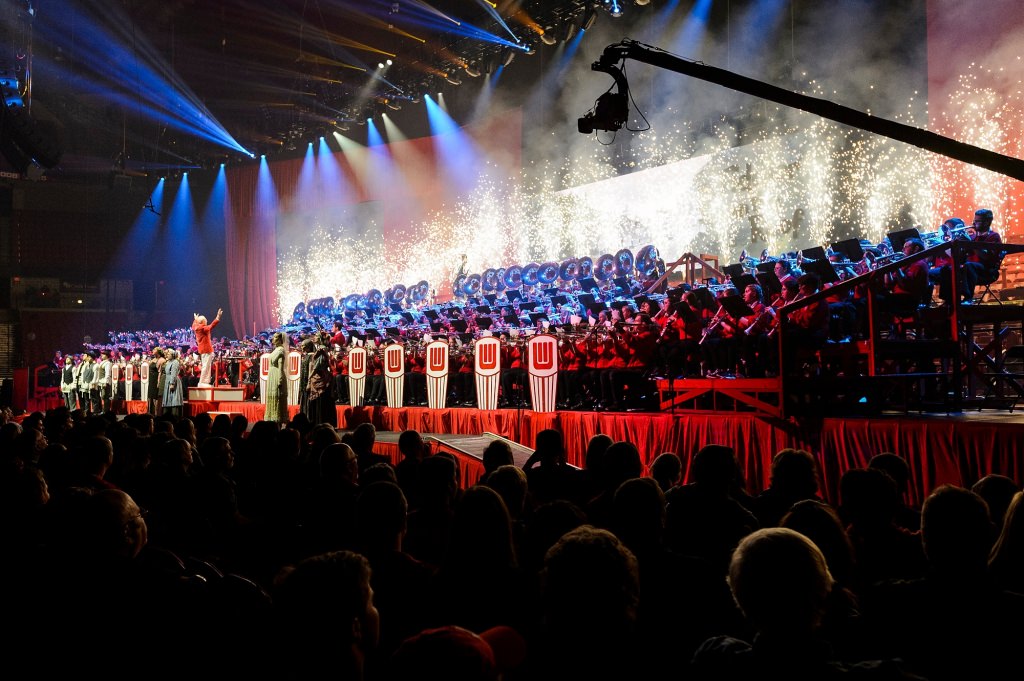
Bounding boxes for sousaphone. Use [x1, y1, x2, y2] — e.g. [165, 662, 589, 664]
[559, 257, 580, 282]
[594, 253, 616, 281]
[538, 261, 560, 285]
[522, 262, 541, 287]
[504, 265, 523, 289]
[615, 248, 634, 276]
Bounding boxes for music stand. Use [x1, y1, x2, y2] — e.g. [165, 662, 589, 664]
[830, 238, 864, 263]
[756, 271, 783, 296]
[529, 313, 549, 325]
[475, 305, 492, 314]
[506, 290, 522, 303]
[519, 301, 538, 312]
[755, 261, 776, 274]
[422, 309, 440, 321]
[389, 302, 404, 313]
[612, 276, 630, 293]
[801, 245, 828, 262]
[459, 333, 475, 345]
[718, 295, 754, 319]
[385, 327, 401, 338]
[588, 304, 607, 318]
[503, 313, 521, 327]
[577, 293, 597, 310]
[691, 286, 716, 309]
[429, 321, 444, 333]
[401, 312, 415, 324]
[801, 257, 839, 284]
[732, 274, 757, 291]
[722, 263, 746, 281]
[484, 293, 497, 305]
[578, 276, 598, 293]
[477, 316, 493, 330]
[550, 294, 568, 306]
[451, 319, 468, 333]
[633, 294, 651, 309]
[365, 328, 381, 341]
[888, 228, 921, 252]
[674, 299, 699, 322]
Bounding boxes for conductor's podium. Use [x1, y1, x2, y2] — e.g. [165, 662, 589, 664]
[188, 386, 247, 402]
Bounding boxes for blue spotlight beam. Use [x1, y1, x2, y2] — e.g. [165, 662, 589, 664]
[424, 95, 483, 195]
[472, 0, 522, 44]
[35, 2, 251, 156]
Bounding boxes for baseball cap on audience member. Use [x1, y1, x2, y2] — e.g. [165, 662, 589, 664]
[391, 625, 527, 681]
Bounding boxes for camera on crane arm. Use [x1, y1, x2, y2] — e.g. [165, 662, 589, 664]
[578, 59, 631, 134]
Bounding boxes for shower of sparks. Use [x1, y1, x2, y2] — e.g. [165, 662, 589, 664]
[275, 69, 1023, 322]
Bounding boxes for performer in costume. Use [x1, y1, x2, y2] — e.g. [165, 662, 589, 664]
[192, 308, 223, 387]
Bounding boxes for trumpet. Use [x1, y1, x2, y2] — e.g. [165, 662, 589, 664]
[871, 252, 906, 265]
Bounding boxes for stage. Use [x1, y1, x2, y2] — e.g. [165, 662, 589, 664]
[169, 399, 1024, 506]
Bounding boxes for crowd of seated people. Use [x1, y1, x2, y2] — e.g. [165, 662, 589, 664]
[2, 405, 1022, 679]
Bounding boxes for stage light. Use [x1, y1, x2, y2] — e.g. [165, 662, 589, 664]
[524, 43, 536, 56]
[387, 100, 402, 110]
[445, 74, 462, 86]
[387, 59, 393, 66]
[540, 28, 557, 46]
[501, 48, 516, 67]
[634, 0, 650, 5]
[582, 6, 597, 31]
[465, 63, 481, 78]
[605, 0, 624, 18]
[378, 62, 385, 69]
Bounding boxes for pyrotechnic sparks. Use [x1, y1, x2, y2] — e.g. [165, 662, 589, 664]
[276, 66, 1022, 321]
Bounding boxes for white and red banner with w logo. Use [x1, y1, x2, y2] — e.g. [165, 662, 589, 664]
[528, 334, 559, 413]
[140, 361, 150, 399]
[123, 363, 134, 401]
[425, 340, 449, 410]
[384, 344, 405, 408]
[348, 347, 367, 407]
[286, 350, 302, 405]
[474, 336, 501, 410]
[259, 353, 271, 405]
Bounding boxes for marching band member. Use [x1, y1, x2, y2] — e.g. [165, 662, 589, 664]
[962, 208, 1003, 301]
[880, 237, 930, 332]
[610, 314, 658, 410]
[737, 284, 774, 378]
[701, 288, 740, 379]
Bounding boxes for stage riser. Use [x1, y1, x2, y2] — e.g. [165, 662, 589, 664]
[177, 402, 1023, 508]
